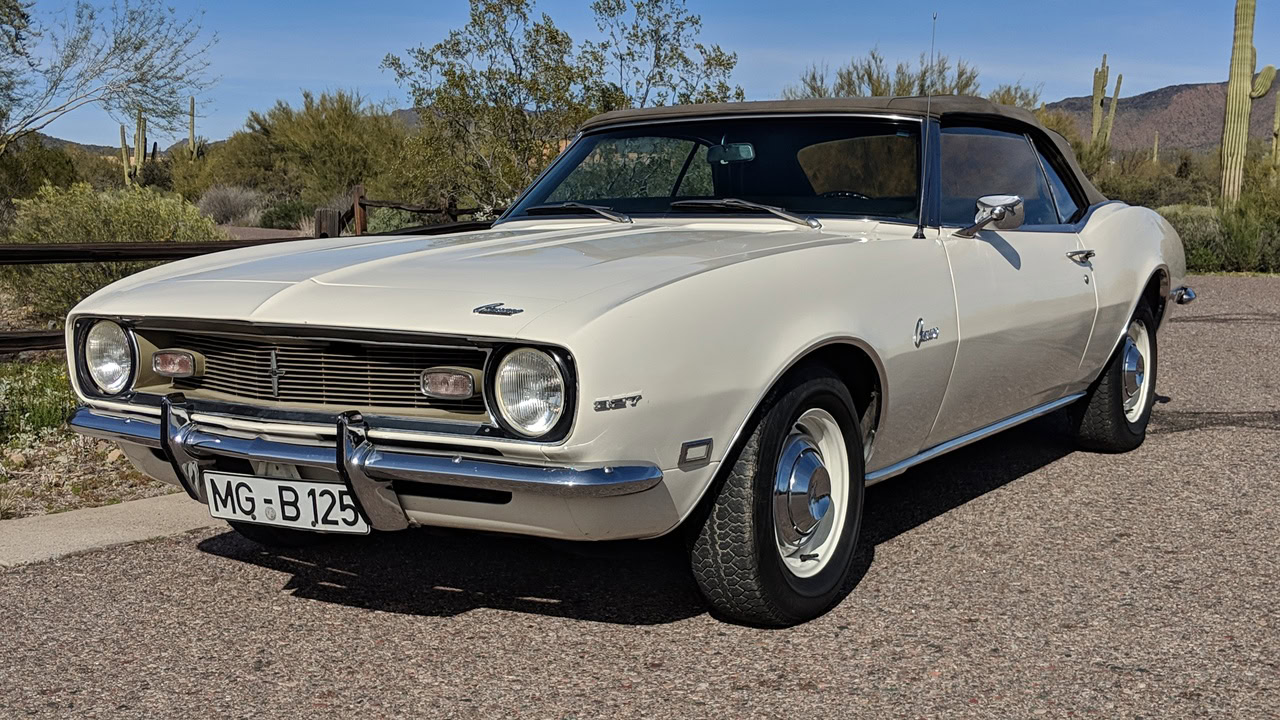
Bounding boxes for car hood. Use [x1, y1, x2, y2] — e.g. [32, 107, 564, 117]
[75, 219, 871, 338]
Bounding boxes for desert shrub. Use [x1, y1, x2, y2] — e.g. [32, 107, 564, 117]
[0, 360, 76, 444]
[0, 139, 78, 227]
[1159, 205, 1225, 272]
[1159, 201, 1280, 273]
[1098, 151, 1217, 209]
[64, 147, 127, 191]
[260, 198, 314, 229]
[367, 208, 424, 234]
[172, 131, 285, 201]
[196, 185, 265, 225]
[137, 157, 174, 191]
[0, 184, 226, 322]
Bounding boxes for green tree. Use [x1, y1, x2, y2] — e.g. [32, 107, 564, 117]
[382, 0, 744, 212]
[0, 0, 215, 154]
[782, 49, 980, 99]
[172, 90, 404, 209]
[246, 90, 405, 207]
[582, 0, 744, 107]
[987, 82, 1042, 110]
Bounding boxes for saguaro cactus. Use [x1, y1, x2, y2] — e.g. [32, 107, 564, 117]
[1221, 0, 1276, 206]
[1091, 54, 1123, 148]
[1272, 95, 1280, 185]
[188, 96, 197, 160]
[118, 124, 132, 186]
[133, 108, 147, 175]
[1152, 132, 1160, 164]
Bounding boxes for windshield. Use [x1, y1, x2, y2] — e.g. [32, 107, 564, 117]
[507, 116, 922, 223]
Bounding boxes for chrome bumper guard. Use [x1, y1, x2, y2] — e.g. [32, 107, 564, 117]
[70, 394, 664, 531]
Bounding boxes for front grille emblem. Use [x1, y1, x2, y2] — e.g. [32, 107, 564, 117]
[268, 349, 287, 397]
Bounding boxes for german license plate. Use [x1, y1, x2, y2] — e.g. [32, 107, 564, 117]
[205, 472, 370, 534]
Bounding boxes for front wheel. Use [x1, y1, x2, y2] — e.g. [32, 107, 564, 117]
[690, 367, 865, 626]
[1071, 302, 1158, 452]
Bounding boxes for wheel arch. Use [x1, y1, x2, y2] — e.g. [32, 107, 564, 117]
[720, 336, 887, 473]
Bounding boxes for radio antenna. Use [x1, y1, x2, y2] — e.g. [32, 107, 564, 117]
[913, 12, 938, 240]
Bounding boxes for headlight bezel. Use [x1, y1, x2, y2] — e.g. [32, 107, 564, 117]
[74, 317, 139, 398]
[484, 344, 577, 442]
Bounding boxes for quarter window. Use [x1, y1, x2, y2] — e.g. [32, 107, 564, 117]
[940, 126, 1058, 227]
[1036, 147, 1082, 223]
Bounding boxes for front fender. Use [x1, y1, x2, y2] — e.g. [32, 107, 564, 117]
[515, 228, 958, 522]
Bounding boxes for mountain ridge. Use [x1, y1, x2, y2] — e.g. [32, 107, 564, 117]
[32, 81, 1263, 156]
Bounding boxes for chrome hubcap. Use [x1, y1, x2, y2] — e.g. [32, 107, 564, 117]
[774, 436, 832, 546]
[773, 408, 849, 578]
[1122, 320, 1151, 422]
[1122, 338, 1144, 398]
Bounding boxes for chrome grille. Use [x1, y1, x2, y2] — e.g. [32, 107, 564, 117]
[170, 333, 487, 414]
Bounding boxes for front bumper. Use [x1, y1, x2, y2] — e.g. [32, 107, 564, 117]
[70, 394, 663, 532]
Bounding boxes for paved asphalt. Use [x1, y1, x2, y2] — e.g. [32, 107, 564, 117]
[2, 276, 1276, 718]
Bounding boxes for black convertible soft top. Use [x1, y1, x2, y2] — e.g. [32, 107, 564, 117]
[580, 96, 1106, 207]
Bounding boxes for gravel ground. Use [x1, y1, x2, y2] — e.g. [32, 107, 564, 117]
[1, 275, 1276, 719]
[1, 431, 174, 519]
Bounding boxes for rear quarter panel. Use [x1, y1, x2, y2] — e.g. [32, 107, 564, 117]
[1077, 203, 1183, 379]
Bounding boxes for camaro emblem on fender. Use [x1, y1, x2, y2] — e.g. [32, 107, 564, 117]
[913, 318, 940, 348]
[474, 302, 524, 316]
[594, 393, 642, 412]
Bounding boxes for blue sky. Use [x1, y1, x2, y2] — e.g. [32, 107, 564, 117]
[38, 0, 1280, 146]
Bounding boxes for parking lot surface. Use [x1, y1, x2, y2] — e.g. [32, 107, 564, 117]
[2, 275, 1277, 718]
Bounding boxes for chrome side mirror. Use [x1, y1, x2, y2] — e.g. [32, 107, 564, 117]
[954, 195, 1024, 238]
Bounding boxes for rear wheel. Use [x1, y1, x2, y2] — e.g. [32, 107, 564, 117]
[690, 367, 865, 626]
[228, 521, 332, 548]
[1072, 302, 1158, 452]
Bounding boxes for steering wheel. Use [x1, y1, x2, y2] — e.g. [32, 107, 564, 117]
[821, 190, 870, 200]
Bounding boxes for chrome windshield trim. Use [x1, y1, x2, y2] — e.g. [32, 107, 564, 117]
[865, 393, 1085, 484]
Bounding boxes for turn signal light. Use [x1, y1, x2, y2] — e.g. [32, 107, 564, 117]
[153, 350, 200, 378]
[421, 369, 475, 400]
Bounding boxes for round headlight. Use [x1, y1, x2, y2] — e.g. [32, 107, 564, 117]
[494, 348, 565, 437]
[84, 320, 134, 395]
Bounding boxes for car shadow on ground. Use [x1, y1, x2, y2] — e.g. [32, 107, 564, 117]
[197, 414, 1077, 626]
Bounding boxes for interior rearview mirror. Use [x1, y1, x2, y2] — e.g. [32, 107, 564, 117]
[707, 142, 755, 165]
[955, 195, 1024, 238]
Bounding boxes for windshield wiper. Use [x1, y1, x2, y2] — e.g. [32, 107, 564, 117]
[524, 202, 632, 224]
[669, 198, 821, 229]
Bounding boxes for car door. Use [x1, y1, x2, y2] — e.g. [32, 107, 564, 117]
[925, 124, 1098, 446]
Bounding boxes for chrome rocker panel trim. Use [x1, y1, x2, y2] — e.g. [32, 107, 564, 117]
[865, 392, 1085, 484]
[70, 397, 664, 532]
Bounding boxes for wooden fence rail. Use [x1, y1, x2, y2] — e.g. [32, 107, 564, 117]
[0, 210, 495, 354]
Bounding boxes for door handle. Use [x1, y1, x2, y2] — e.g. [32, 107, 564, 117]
[1066, 249, 1096, 263]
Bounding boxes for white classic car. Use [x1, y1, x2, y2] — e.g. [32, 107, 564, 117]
[68, 97, 1194, 625]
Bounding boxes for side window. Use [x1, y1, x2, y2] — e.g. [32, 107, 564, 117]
[940, 126, 1058, 227]
[1036, 146, 1082, 223]
[796, 134, 919, 198]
